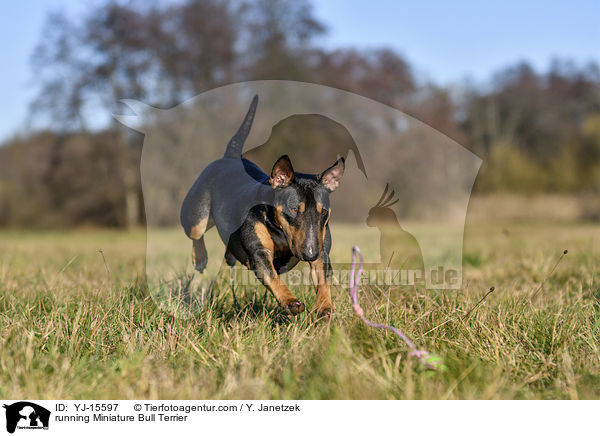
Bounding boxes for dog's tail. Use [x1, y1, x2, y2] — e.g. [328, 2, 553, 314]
[224, 95, 258, 158]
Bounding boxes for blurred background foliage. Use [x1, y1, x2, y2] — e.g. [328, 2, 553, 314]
[1, 0, 599, 228]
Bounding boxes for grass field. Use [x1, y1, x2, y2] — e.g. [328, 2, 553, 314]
[1, 221, 599, 399]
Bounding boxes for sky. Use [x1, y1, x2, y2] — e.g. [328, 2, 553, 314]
[1, 0, 599, 141]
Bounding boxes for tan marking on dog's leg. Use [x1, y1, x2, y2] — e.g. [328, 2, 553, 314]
[255, 246, 304, 315]
[189, 218, 208, 240]
[263, 274, 303, 312]
[254, 222, 275, 252]
[310, 258, 332, 317]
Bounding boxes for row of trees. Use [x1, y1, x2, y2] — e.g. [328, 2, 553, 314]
[1, 0, 600, 227]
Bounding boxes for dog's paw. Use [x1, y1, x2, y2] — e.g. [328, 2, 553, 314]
[194, 258, 208, 273]
[285, 300, 305, 315]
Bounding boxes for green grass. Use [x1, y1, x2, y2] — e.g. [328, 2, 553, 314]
[1, 222, 599, 399]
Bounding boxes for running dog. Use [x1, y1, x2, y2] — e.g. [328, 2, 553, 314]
[180, 96, 344, 317]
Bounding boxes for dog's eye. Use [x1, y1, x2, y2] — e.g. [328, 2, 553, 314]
[290, 208, 298, 217]
[321, 208, 328, 217]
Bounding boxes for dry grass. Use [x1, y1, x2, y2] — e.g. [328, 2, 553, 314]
[0, 221, 599, 399]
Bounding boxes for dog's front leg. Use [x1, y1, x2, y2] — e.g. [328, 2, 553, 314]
[251, 249, 305, 315]
[310, 253, 333, 318]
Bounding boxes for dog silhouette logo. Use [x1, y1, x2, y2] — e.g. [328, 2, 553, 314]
[3, 402, 50, 433]
[115, 80, 481, 316]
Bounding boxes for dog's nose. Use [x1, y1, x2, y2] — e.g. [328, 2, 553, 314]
[302, 245, 318, 261]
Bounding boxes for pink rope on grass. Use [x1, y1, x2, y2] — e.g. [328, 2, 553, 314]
[349, 245, 439, 370]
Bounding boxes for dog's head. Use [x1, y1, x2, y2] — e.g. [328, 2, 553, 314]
[269, 155, 344, 261]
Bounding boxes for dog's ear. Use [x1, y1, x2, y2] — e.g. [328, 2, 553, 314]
[270, 155, 295, 188]
[319, 157, 345, 192]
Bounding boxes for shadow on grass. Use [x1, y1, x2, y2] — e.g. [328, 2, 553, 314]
[130, 268, 306, 326]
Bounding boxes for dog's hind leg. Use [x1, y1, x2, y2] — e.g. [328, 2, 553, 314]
[224, 248, 241, 309]
[224, 249, 237, 267]
[181, 187, 213, 272]
[184, 215, 213, 273]
[181, 171, 215, 272]
[192, 237, 208, 272]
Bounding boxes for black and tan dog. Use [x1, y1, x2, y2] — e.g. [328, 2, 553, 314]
[180, 96, 344, 317]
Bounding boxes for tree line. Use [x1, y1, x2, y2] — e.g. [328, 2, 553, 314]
[1, 0, 599, 227]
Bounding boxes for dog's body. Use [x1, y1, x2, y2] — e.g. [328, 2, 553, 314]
[180, 96, 344, 317]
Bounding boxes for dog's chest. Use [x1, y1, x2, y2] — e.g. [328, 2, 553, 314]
[273, 251, 300, 274]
